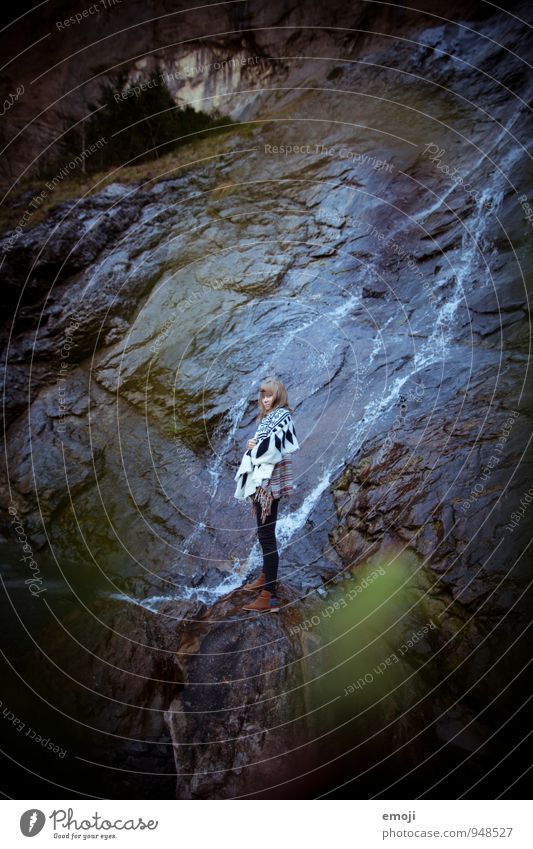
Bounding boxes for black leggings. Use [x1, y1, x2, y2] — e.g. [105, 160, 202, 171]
[254, 496, 280, 594]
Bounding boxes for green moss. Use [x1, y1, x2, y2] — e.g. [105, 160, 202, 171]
[0, 123, 254, 231]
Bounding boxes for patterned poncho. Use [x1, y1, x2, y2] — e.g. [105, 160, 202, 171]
[234, 406, 300, 521]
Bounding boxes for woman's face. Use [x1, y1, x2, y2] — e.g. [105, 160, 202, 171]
[261, 392, 274, 411]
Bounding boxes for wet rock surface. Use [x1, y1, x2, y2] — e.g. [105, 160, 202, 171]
[166, 585, 313, 799]
[1, 0, 532, 798]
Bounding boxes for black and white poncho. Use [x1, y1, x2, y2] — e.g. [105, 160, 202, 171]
[234, 406, 300, 520]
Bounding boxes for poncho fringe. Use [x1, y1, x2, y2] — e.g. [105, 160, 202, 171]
[234, 407, 300, 522]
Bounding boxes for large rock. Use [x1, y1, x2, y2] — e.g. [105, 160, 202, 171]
[1, 0, 532, 799]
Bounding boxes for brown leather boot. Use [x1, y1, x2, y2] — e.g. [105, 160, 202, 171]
[242, 590, 280, 613]
[243, 571, 266, 592]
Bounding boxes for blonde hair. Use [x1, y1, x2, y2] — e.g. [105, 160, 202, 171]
[255, 376, 294, 422]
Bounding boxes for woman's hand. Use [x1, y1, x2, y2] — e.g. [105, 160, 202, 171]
[247, 437, 257, 450]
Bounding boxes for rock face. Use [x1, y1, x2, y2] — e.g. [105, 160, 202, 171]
[1, 0, 512, 182]
[166, 585, 313, 799]
[1, 0, 532, 798]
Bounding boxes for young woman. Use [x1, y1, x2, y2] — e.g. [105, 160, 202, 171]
[234, 377, 300, 613]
